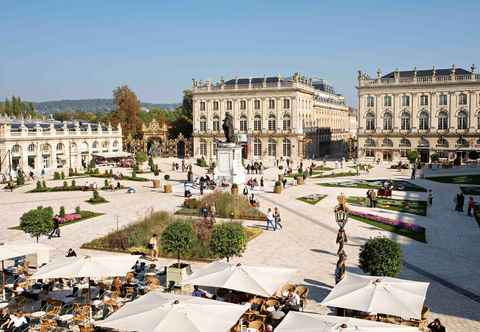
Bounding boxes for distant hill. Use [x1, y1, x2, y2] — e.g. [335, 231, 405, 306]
[32, 99, 180, 114]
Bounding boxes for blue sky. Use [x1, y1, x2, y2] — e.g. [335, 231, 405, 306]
[1, 0, 479, 106]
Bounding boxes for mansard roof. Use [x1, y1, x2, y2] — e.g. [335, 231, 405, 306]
[382, 68, 471, 78]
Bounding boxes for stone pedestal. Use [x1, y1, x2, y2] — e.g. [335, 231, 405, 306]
[214, 143, 246, 185]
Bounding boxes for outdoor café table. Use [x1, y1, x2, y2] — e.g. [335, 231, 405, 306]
[270, 310, 285, 321]
[0, 302, 8, 309]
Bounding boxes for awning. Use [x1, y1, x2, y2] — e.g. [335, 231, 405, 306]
[92, 151, 132, 159]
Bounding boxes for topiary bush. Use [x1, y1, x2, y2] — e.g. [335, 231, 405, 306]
[161, 221, 195, 266]
[210, 223, 246, 262]
[19, 206, 54, 242]
[359, 237, 403, 277]
[63, 181, 68, 188]
[60, 171, 65, 180]
[16, 172, 25, 186]
[136, 151, 148, 164]
[75, 206, 81, 214]
[53, 172, 60, 180]
[164, 174, 170, 181]
[406, 151, 418, 164]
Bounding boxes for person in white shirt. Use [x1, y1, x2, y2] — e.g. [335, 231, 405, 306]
[284, 290, 301, 312]
[266, 208, 276, 231]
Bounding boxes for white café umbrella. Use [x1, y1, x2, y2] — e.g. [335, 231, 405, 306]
[321, 273, 429, 320]
[96, 291, 249, 332]
[181, 261, 297, 297]
[276, 311, 420, 332]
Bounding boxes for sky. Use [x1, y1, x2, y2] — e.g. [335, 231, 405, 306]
[1, 0, 479, 106]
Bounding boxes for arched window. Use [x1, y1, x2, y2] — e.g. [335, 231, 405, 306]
[268, 139, 277, 156]
[437, 138, 449, 148]
[458, 111, 468, 129]
[80, 142, 89, 152]
[457, 138, 469, 147]
[438, 111, 448, 130]
[27, 143, 36, 153]
[200, 139, 207, 156]
[254, 115, 262, 131]
[41, 144, 51, 154]
[200, 116, 207, 132]
[459, 93, 467, 105]
[418, 138, 429, 147]
[268, 114, 276, 131]
[283, 114, 291, 130]
[213, 116, 220, 131]
[367, 96, 375, 107]
[365, 138, 376, 147]
[112, 141, 119, 151]
[253, 138, 262, 157]
[399, 138, 411, 147]
[419, 111, 429, 130]
[382, 138, 393, 147]
[239, 115, 247, 132]
[56, 143, 64, 152]
[71, 142, 77, 152]
[383, 112, 393, 130]
[401, 112, 410, 130]
[366, 112, 375, 130]
[102, 141, 109, 151]
[283, 138, 291, 157]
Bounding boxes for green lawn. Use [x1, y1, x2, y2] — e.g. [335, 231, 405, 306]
[313, 171, 357, 179]
[460, 186, 480, 195]
[350, 215, 426, 243]
[319, 179, 427, 192]
[313, 166, 334, 171]
[427, 174, 480, 185]
[347, 196, 427, 216]
[297, 194, 327, 205]
[10, 210, 103, 230]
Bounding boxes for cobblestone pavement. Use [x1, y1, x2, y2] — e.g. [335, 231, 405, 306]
[0, 158, 479, 330]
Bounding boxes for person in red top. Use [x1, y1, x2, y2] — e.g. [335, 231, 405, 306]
[467, 196, 476, 216]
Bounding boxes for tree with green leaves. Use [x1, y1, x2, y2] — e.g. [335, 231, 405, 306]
[359, 237, 403, 277]
[19, 206, 54, 242]
[406, 150, 418, 164]
[161, 221, 195, 266]
[135, 151, 148, 164]
[113, 86, 143, 141]
[210, 223, 246, 262]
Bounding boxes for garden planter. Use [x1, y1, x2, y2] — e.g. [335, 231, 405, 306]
[164, 183, 173, 193]
[166, 263, 192, 286]
[296, 177, 304, 185]
[152, 179, 161, 188]
[231, 185, 239, 195]
[274, 184, 283, 194]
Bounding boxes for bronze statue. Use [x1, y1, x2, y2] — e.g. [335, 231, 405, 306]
[222, 113, 234, 143]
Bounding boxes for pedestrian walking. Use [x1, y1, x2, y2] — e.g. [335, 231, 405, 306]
[428, 190, 433, 206]
[273, 207, 282, 230]
[411, 167, 416, 179]
[282, 178, 287, 188]
[260, 176, 264, 190]
[243, 186, 249, 198]
[459, 192, 465, 212]
[467, 196, 476, 216]
[49, 218, 61, 239]
[454, 193, 460, 211]
[266, 208, 276, 231]
[148, 234, 158, 259]
[366, 190, 372, 208]
[371, 190, 377, 208]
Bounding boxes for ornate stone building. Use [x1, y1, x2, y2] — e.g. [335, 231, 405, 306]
[0, 117, 123, 175]
[191, 73, 352, 163]
[357, 65, 480, 163]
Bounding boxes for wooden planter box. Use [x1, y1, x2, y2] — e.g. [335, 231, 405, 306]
[152, 179, 161, 188]
[278, 175, 284, 183]
[231, 186, 239, 195]
[166, 263, 192, 287]
[274, 185, 283, 194]
[296, 177, 304, 185]
[164, 183, 173, 193]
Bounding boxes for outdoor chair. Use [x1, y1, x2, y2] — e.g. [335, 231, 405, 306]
[44, 299, 63, 320]
[79, 324, 94, 332]
[39, 319, 57, 332]
[248, 319, 265, 331]
[72, 304, 90, 325]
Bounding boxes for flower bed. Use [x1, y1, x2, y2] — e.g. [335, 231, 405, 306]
[10, 210, 103, 230]
[350, 210, 426, 243]
[427, 175, 480, 185]
[319, 179, 427, 192]
[347, 196, 427, 216]
[313, 171, 357, 178]
[297, 194, 327, 205]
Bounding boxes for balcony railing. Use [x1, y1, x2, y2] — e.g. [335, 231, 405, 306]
[359, 74, 480, 87]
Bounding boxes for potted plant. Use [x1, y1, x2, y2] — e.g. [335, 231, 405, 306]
[274, 181, 283, 193]
[231, 183, 239, 195]
[161, 221, 195, 286]
[296, 175, 304, 185]
[164, 174, 172, 193]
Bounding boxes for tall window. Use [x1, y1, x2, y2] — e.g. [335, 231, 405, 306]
[401, 112, 410, 130]
[27, 143, 36, 153]
[384, 95, 392, 107]
[366, 112, 375, 130]
[226, 101, 233, 110]
[268, 139, 276, 156]
[459, 93, 468, 105]
[419, 111, 429, 130]
[213, 101, 219, 110]
[253, 138, 262, 157]
[240, 115, 247, 132]
[268, 114, 276, 131]
[200, 140, 207, 156]
[367, 96, 375, 107]
[457, 138, 468, 147]
[213, 142, 217, 156]
[213, 116, 220, 131]
[438, 111, 448, 130]
[458, 111, 468, 129]
[56, 143, 64, 152]
[269, 99, 275, 109]
[283, 99, 290, 109]
[382, 138, 393, 147]
[200, 102, 205, 111]
[439, 94, 448, 106]
[283, 114, 291, 130]
[240, 100, 246, 110]
[254, 100, 261, 110]
[112, 141, 118, 151]
[401, 95, 410, 107]
[254, 115, 262, 131]
[420, 95, 429, 106]
[283, 138, 291, 157]
[383, 112, 393, 130]
[200, 116, 207, 132]
[92, 141, 99, 150]
[102, 141, 109, 151]
[12, 145, 21, 154]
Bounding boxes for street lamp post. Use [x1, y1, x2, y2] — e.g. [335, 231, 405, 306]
[334, 198, 349, 285]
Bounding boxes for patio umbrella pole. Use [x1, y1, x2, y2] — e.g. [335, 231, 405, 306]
[1, 261, 4, 301]
[88, 277, 92, 323]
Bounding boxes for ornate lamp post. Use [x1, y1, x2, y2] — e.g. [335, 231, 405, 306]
[334, 194, 349, 284]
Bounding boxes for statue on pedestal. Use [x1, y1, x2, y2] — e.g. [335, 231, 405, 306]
[222, 113, 234, 143]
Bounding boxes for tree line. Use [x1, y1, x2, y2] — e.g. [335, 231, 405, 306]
[0, 96, 39, 118]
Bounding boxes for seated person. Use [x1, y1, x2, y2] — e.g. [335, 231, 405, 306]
[0, 309, 10, 326]
[12, 283, 24, 296]
[66, 248, 77, 257]
[283, 290, 301, 312]
[428, 319, 446, 332]
[191, 285, 206, 298]
[5, 311, 28, 331]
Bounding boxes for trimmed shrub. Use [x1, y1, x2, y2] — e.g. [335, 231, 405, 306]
[136, 151, 148, 164]
[164, 174, 170, 181]
[16, 172, 25, 186]
[63, 181, 68, 188]
[75, 206, 81, 214]
[359, 237, 403, 277]
[406, 150, 418, 164]
[42, 180, 47, 189]
[210, 223, 246, 262]
[60, 171, 65, 179]
[161, 221, 195, 265]
[71, 180, 76, 187]
[430, 153, 440, 163]
[196, 158, 208, 167]
[36, 181, 42, 190]
[19, 206, 54, 242]
[53, 172, 60, 180]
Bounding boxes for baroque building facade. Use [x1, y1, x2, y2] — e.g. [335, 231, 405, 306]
[191, 73, 352, 163]
[357, 65, 480, 163]
[0, 117, 123, 175]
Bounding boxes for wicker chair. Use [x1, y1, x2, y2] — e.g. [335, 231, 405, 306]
[45, 299, 63, 320]
[39, 319, 57, 332]
[72, 304, 90, 325]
